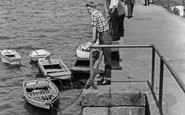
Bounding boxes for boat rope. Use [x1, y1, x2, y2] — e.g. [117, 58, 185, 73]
[51, 105, 55, 115]
[49, 102, 63, 115]
[49, 84, 86, 114]
[60, 88, 84, 113]
[58, 79, 65, 89]
[49, 102, 62, 115]
[71, 71, 89, 88]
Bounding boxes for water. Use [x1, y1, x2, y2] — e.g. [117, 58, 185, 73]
[0, 0, 104, 114]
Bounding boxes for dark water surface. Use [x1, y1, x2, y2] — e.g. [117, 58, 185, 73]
[0, 0, 103, 114]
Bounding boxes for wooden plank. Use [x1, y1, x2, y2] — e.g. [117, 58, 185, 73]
[48, 71, 71, 76]
[29, 93, 53, 97]
[71, 66, 90, 72]
[45, 69, 65, 73]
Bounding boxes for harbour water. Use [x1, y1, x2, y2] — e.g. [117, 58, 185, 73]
[0, 0, 104, 114]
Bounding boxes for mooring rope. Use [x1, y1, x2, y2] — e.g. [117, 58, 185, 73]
[49, 87, 85, 115]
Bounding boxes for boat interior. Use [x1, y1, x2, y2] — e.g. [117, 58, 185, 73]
[5, 54, 15, 57]
[25, 81, 56, 100]
[43, 64, 65, 74]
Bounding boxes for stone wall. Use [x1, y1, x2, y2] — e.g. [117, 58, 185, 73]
[81, 90, 146, 115]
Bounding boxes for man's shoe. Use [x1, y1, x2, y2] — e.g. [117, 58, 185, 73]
[97, 78, 104, 85]
[97, 79, 111, 85]
[127, 16, 132, 19]
[85, 81, 98, 89]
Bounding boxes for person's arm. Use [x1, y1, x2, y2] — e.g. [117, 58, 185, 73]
[110, 0, 119, 13]
[104, 1, 110, 19]
[92, 26, 97, 43]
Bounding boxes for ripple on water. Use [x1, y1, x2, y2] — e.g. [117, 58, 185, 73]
[0, 0, 104, 114]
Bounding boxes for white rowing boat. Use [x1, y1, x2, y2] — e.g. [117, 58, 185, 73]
[29, 49, 51, 62]
[23, 79, 59, 110]
[38, 59, 71, 80]
[0, 49, 21, 65]
[76, 40, 99, 58]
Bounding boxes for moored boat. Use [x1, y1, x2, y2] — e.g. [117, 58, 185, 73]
[38, 59, 71, 80]
[76, 40, 99, 58]
[23, 79, 59, 110]
[29, 49, 51, 62]
[0, 49, 21, 65]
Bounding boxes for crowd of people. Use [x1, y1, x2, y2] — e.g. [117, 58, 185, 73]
[84, 0, 136, 89]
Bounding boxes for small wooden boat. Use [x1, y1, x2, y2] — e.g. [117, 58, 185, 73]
[76, 40, 99, 58]
[29, 49, 51, 62]
[0, 49, 21, 65]
[23, 79, 59, 110]
[38, 59, 71, 80]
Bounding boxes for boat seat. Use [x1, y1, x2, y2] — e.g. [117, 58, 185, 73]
[46, 69, 65, 73]
[26, 82, 48, 89]
[28, 90, 53, 98]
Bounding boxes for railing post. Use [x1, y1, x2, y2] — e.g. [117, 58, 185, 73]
[151, 47, 155, 91]
[159, 59, 164, 112]
[90, 47, 93, 81]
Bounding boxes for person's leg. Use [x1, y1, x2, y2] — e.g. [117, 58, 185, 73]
[103, 47, 112, 80]
[85, 34, 105, 89]
[97, 32, 112, 85]
[127, 4, 132, 18]
[131, 4, 134, 17]
[97, 47, 111, 85]
[110, 8, 120, 41]
[118, 14, 125, 37]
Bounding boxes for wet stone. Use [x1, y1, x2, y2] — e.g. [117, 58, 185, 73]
[110, 91, 146, 106]
[82, 89, 110, 107]
[83, 107, 108, 115]
[110, 107, 145, 115]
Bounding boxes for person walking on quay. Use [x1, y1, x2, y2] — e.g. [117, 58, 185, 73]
[117, 0, 126, 37]
[105, 0, 126, 37]
[85, 1, 112, 88]
[125, 0, 135, 18]
[108, 0, 120, 41]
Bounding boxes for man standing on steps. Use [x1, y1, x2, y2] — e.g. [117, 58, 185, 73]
[85, 1, 112, 89]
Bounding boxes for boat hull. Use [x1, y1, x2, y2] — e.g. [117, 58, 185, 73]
[0, 49, 21, 65]
[38, 59, 71, 80]
[76, 41, 99, 59]
[23, 79, 59, 110]
[25, 94, 59, 109]
[29, 49, 51, 62]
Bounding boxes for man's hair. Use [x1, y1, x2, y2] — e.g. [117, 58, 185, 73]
[86, 1, 96, 8]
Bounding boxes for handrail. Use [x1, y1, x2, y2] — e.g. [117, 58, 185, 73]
[90, 44, 152, 48]
[152, 44, 185, 93]
[89, 44, 185, 112]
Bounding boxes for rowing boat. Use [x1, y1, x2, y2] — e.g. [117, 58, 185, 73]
[0, 49, 21, 65]
[29, 49, 51, 62]
[38, 59, 71, 80]
[76, 40, 99, 58]
[23, 79, 59, 110]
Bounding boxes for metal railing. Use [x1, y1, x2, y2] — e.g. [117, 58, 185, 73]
[89, 44, 185, 112]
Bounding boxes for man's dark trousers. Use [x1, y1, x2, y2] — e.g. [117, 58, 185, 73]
[110, 8, 120, 41]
